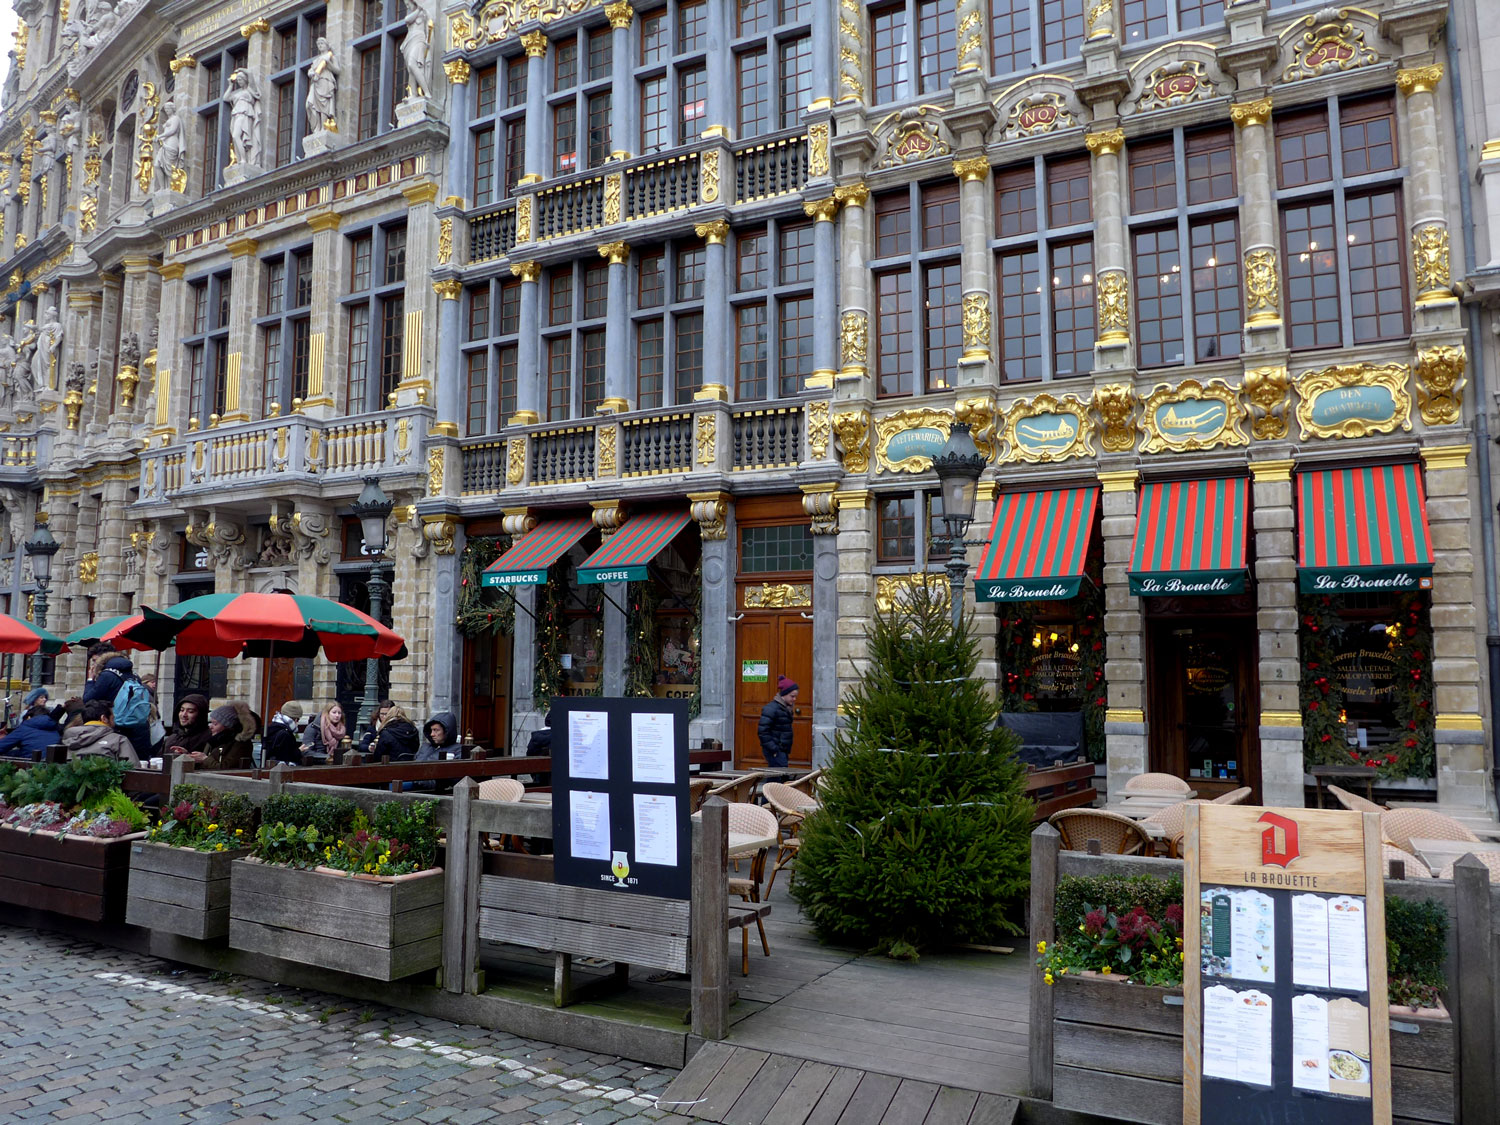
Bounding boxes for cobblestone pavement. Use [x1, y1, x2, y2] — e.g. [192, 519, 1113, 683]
[0, 927, 696, 1125]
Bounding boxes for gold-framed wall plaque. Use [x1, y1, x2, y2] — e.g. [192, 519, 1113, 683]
[1294, 363, 1412, 441]
[873, 408, 953, 473]
[1002, 392, 1095, 463]
[1140, 378, 1248, 455]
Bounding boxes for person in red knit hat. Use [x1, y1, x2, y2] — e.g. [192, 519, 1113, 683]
[757, 676, 798, 767]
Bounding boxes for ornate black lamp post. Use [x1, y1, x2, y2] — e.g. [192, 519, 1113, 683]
[930, 422, 987, 632]
[351, 477, 393, 734]
[23, 521, 59, 688]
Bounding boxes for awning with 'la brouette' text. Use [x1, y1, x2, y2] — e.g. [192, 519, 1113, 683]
[974, 487, 1099, 602]
[1296, 463, 1433, 594]
[1129, 477, 1249, 596]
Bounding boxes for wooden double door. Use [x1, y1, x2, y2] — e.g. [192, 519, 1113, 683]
[1148, 617, 1261, 800]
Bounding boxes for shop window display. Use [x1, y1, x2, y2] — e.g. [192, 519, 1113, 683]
[626, 538, 702, 714]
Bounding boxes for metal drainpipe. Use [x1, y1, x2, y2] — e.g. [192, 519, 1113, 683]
[1446, 5, 1500, 813]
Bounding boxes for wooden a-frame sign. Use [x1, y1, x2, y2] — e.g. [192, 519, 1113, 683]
[1183, 803, 1391, 1125]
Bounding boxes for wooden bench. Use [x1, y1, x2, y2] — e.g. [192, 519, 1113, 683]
[1026, 759, 1097, 822]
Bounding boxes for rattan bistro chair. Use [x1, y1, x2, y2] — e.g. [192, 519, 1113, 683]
[1328, 784, 1385, 816]
[1123, 772, 1194, 794]
[762, 781, 822, 894]
[725, 803, 778, 974]
[1049, 808, 1153, 856]
[708, 772, 767, 804]
[1381, 844, 1433, 879]
[688, 778, 714, 813]
[477, 778, 525, 803]
[1436, 851, 1500, 883]
[1212, 787, 1253, 805]
[1381, 808, 1480, 856]
[787, 769, 824, 797]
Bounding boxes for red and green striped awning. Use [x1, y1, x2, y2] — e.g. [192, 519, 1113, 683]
[1130, 477, 1249, 596]
[1296, 464, 1433, 593]
[481, 517, 594, 587]
[577, 510, 693, 584]
[975, 487, 1099, 602]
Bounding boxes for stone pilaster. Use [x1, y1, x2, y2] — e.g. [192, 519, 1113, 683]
[433, 278, 463, 432]
[1420, 444, 1494, 813]
[521, 32, 548, 178]
[152, 264, 185, 439]
[953, 157, 992, 387]
[800, 200, 837, 390]
[1250, 457, 1304, 807]
[221, 237, 260, 423]
[1099, 468, 1146, 798]
[970, 482, 999, 687]
[593, 499, 628, 697]
[607, 3, 636, 159]
[397, 181, 440, 407]
[510, 260, 542, 421]
[702, 0, 730, 139]
[833, 182, 869, 400]
[113, 256, 157, 432]
[302, 209, 343, 414]
[1398, 64, 1460, 332]
[695, 219, 729, 396]
[691, 491, 732, 747]
[1230, 96, 1285, 353]
[803, 484, 839, 764]
[599, 240, 631, 409]
[1085, 127, 1131, 371]
[833, 488, 874, 716]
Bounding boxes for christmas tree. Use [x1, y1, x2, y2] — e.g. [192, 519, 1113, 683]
[791, 583, 1035, 959]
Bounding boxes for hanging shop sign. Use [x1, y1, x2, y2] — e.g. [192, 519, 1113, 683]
[1140, 379, 1248, 455]
[1295, 364, 1411, 441]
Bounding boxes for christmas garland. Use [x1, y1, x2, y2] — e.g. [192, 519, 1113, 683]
[997, 603, 1039, 713]
[626, 578, 661, 699]
[532, 561, 568, 711]
[688, 561, 702, 720]
[1389, 592, 1436, 779]
[454, 535, 514, 637]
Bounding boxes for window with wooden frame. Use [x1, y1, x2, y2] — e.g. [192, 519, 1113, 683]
[636, 0, 707, 153]
[870, 0, 955, 105]
[634, 240, 706, 407]
[1122, 0, 1225, 44]
[1275, 94, 1406, 351]
[270, 8, 327, 167]
[733, 0, 813, 138]
[256, 247, 314, 416]
[1125, 127, 1242, 368]
[731, 220, 815, 401]
[461, 277, 521, 435]
[990, 156, 1096, 381]
[354, 0, 409, 141]
[342, 222, 407, 412]
[875, 490, 949, 565]
[196, 43, 249, 194]
[471, 54, 528, 205]
[184, 270, 232, 421]
[542, 260, 609, 420]
[871, 182, 962, 397]
[548, 26, 612, 175]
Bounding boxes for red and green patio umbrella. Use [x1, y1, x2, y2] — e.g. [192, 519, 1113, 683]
[0, 611, 70, 655]
[120, 592, 407, 661]
[64, 613, 154, 652]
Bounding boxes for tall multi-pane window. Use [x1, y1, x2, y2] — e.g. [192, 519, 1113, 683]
[871, 0, 955, 104]
[733, 0, 813, 139]
[1122, 0, 1226, 44]
[461, 277, 521, 434]
[471, 55, 528, 205]
[542, 260, 609, 420]
[732, 220, 816, 400]
[634, 240, 706, 407]
[637, 0, 708, 153]
[184, 270, 232, 419]
[257, 248, 314, 415]
[269, 9, 328, 167]
[196, 44, 249, 194]
[343, 222, 407, 411]
[875, 491, 949, 565]
[990, 0, 1090, 73]
[549, 27, 612, 175]
[354, 0, 409, 141]
[1126, 127, 1242, 368]
[871, 182, 962, 397]
[990, 156, 1096, 381]
[1275, 94, 1406, 350]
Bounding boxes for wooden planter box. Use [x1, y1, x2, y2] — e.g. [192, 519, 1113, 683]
[1052, 975, 1455, 1125]
[0, 824, 146, 922]
[228, 858, 444, 981]
[125, 842, 251, 941]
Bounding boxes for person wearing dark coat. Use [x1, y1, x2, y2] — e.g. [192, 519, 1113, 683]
[262, 703, 304, 767]
[163, 693, 212, 758]
[525, 707, 556, 756]
[420, 711, 459, 761]
[757, 676, 797, 768]
[359, 699, 394, 755]
[374, 705, 421, 761]
[1, 688, 60, 758]
[62, 700, 141, 768]
[82, 655, 151, 760]
[202, 702, 258, 770]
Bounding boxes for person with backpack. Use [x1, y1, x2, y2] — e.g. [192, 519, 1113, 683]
[85, 655, 152, 762]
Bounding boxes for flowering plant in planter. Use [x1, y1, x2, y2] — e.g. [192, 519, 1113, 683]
[318, 802, 440, 877]
[3, 799, 144, 838]
[148, 785, 260, 852]
[1038, 900, 1186, 987]
[0, 759, 147, 839]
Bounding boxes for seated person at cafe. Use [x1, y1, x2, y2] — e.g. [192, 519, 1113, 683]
[63, 699, 141, 768]
[0, 688, 61, 758]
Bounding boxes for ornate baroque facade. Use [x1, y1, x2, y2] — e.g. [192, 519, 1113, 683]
[1, 0, 1494, 813]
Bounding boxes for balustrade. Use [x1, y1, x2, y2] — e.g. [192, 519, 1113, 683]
[531, 426, 595, 484]
[469, 204, 517, 263]
[625, 154, 700, 219]
[622, 413, 693, 477]
[461, 439, 508, 496]
[735, 136, 808, 203]
[731, 406, 801, 470]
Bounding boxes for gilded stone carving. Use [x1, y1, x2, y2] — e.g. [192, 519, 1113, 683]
[1396, 64, 1443, 97]
[598, 240, 630, 263]
[802, 197, 838, 223]
[801, 485, 839, 535]
[693, 220, 729, 244]
[1085, 0, 1112, 38]
[427, 447, 445, 495]
[1139, 378, 1248, 455]
[875, 408, 953, 474]
[808, 122, 829, 177]
[423, 517, 457, 556]
[1244, 248, 1282, 324]
[1411, 225, 1451, 300]
[833, 182, 869, 206]
[875, 573, 947, 614]
[1230, 97, 1272, 128]
[1095, 271, 1129, 343]
[807, 400, 830, 459]
[955, 0, 984, 70]
[1092, 384, 1137, 453]
[603, 172, 622, 223]
[695, 413, 716, 465]
[506, 436, 525, 484]
[833, 411, 871, 473]
[689, 492, 728, 540]
[515, 194, 533, 242]
[955, 396, 998, 460]
[1294, 363, 1412, 441]
[838, 0, 864, 104]
[1137, 61, 1211, 112]
[509, 259, 541, 282]
[1243, 365, 1291, 441]
[1001, 92, 1073, 139]
[437, 217, 452, 263]
[500, 509, 536, 537]
[1414, 345, 1466, 426]
[432, 278, 462, 301]
[745, 582, 812, 609]
[79, 551, 98, 583]
[839, 310, 868, 371]
[444, 59, 470, 84]
[606, 1, 634, 28]
[875, 106, 951, 167]
[700, 147, 719, 203]
[597, 424, 617, 475]
[1280, 17, 1379, 83]
[960, 293, 990, 359]
[1084, 127, 1124, 156]
[521, 30, 548, 56]
[1001, 393, 1095, 464]
[953, 157, 990, 183]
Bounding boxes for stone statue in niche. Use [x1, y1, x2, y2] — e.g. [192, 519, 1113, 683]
[31, 309, 60, 390]
[57, 95, 82, 165]
[12, 322, 35, 401]
[34, 129, 56, 171]
[119, 330, 140, 370]
[2, 52, 20, 108]
[0, 335, 14, 412]
[154, 97, 186, 192]
[226, 69, 261, 167]
[82, 0, 118, 51]
[402, 0, 433, 101]
[305, 38, 339, 131]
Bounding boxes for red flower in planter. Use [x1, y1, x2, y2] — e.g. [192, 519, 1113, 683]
[1405, 739, 1417, 748]
[1347, 748, 1359, 758]
[1385, 754, 1398, 764]
[1083, 909, 1108, 937]
[1308, 702, 1320, 712]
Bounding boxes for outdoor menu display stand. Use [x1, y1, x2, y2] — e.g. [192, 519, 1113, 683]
[550, 697, 691, 900]
[1183, 804, 1390, 1125]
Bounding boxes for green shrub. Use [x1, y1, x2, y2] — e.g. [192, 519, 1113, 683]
[253, 821, 330, 868]
[1055, 874, 1184, 933]
[2, 758, 128, 811]
[0, 760, 20, 802]
[262, 793, 357, 836]
[85, 789, 148, 832]
[1386, 896, 1448, 1007]
[372, 800, 440, 870]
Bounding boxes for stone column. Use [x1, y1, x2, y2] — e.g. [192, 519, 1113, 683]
[396, 181, 439, 408]
[1098, 468, 1146, 799]
[222, 236, 260, 423]
[593, 500, 628, 696]
[445, 60, 472, 195]
[151, 264, 186, 440]
[606, 2, 636, 159]
[303, 209, 342, 415]
[94, 481, 133, 619]
[510, 260, 542, 422]
[501, 506, 540, 749]
[521, 32, 548, 179]
[1420, 444, 1494, 813]
[690, 491, 732, 747]
[800, 198, 838, 390]
[833, 488, 875, 718]
[1398, 64, 1460, 329]
[433, 278, 463, 431]
[833, 183, 869, 398]
[598, 240, 631, 409]
[803, 484, 839, 765]
[1230, 96, 1284, 353]
[1085, 127, 1131, 371]
[703, 0, 730, 138]
[112, 256, 156, 431]
[953, 156, 992, 387]
[1249, 457, 1303, 807]
[694, 220, 729, 394]
[810, 0, 834, 99]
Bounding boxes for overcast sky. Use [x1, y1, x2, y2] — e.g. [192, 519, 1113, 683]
[0, 4, 24, 93]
